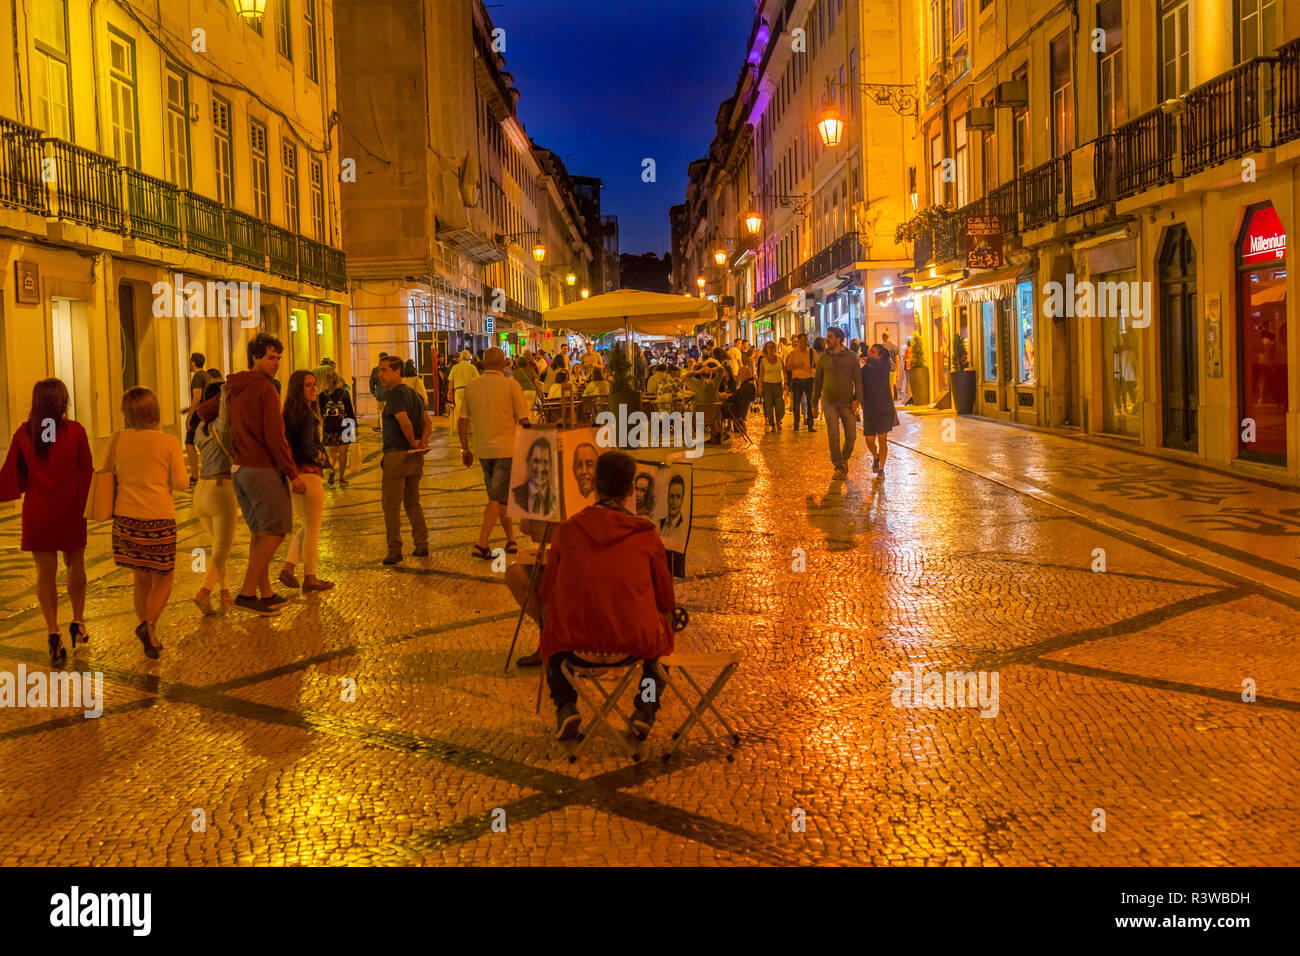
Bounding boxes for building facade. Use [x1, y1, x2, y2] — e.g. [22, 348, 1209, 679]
[335, 0, 600, 414]
[673, 0, 916, 351]
[904, 0, 1300, 478]
[0, 0, 347, 467]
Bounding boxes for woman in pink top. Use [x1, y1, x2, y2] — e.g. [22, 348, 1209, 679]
[109, 387, 188, 659]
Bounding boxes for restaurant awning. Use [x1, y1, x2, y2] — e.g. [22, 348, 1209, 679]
[954, 263, 1029, 303]
[542, 288, 715, 336]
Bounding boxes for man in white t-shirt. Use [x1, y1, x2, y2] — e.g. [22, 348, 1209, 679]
[458, 348, 531, 560]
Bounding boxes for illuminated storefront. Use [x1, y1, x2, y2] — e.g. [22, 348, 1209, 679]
[1237, 203, 1288, 464]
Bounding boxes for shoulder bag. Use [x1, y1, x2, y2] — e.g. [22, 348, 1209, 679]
[84, 431, 120, 522]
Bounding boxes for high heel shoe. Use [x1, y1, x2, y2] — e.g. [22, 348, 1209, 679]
[48, 633, 66, 666]
[135, 621, 160, 659]
[69, 621, 89, 647]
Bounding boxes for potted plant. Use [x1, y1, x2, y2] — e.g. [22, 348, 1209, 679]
[906, 331, 930, 406]
[605, 344, 639, 444]
[951, 333, 977, 414]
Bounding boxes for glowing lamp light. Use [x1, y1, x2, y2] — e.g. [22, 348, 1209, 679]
[696, 276, 706, 288]
[817, 103, 845, 148]
[566, 272, 576, 286]
[233, 0, 267, 21]
[745, 211, 761, 235]
[581, 288, 590, 298]
[532, 241, 546, 262]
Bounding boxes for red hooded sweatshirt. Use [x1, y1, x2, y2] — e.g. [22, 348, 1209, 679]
[221, 370, 299, 478]
[539, 505, 676, 662]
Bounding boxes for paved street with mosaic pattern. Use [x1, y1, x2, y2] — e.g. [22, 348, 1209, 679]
[1, 411, 1298, 866]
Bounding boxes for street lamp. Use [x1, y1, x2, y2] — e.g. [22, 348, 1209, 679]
[696, 276, 706, 289]
[581, 288, 590, 298]
[714, 249, 727, 266]
[532, 240, 546, 262]
[566, 272, 576, 286]
[817, 102, 845, 148]
[745, 211, 762, 235]
[816, 76, 919, 149]
[233, 0, 267, 23]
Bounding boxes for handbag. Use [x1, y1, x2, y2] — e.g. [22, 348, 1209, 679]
[0, 441, 26, 502]
[84, 432, 120, 522]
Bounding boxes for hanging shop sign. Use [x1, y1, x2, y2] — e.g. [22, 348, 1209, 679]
[1241, 205, 1287, 266]
[485, 315, 495, 333]
[965, 216, 1003, 269]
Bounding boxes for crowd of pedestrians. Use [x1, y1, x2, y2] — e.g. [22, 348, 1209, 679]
[1, 323, 902, 723]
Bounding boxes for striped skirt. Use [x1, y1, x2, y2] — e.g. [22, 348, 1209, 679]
[112, 515, 177, 575]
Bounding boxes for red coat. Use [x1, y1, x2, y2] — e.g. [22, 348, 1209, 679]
[539, 505, 676, 662]
[0, 422, 93, 552]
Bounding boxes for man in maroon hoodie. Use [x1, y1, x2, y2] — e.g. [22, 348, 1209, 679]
[224, 333, 305, 615]
[539, 451, 676, 740]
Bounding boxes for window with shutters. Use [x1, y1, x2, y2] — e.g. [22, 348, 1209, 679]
[164, 67, 190, 188]
[107, 31, 138, 167]
[251, 120, 270, 219]
[213, 95, 233, 205]
[276, 0, 292, 61]
[33, 0, 72, 139]
[310, 157, 325, 240]
[282, 141, 299, 232]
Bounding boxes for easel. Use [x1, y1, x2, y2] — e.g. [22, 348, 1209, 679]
[503, 521, 553, 674]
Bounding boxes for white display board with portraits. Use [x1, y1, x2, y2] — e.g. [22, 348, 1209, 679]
[507, 426, 694, 557]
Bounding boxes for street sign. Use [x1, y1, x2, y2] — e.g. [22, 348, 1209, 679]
[966, 215, 1003, 269]
[486, 315, 495, 333]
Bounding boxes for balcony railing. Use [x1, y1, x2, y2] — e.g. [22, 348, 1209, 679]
[913, 228, 934, 270]
[1183, 56, 1272, 175]
[1276, 37, 1300, 145]
[266, 224, 298, 278]
[125, 170, 181, 247]
[988, 181, 1019, 234]
[298, 236, 329, 286]
[1020, 157, 1061, 230]
[228, 209, 265, 269]
[1114, 107, 1175, 197]
[183, 191, 228, 259]
[1064, 133, 1118, 215]
[0, 118, 48, 214]
[45, 138, 123, 229]
[0, 116, 347, 290]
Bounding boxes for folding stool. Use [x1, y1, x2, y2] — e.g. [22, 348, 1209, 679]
[654, 651, 743, 761]
[559, 653, 647, 763]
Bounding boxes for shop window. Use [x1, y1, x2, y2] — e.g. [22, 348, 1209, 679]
[1016, 280, 1035, 383]
[1238, 203, 1288, 462]
[981, 301, 997, 381]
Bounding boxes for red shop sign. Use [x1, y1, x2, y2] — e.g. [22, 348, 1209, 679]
[1240, 205, 1287, 266]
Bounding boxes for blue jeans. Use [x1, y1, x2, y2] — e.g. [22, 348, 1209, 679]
[790, 379, 815, 427]
[822, 401, 857, 469]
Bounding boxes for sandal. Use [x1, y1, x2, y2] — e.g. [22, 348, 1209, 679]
[505, 540, 519, 554]
[48, 633, 66, 666]
[471, 544, 493, 560]
[69, 621, 89, 647]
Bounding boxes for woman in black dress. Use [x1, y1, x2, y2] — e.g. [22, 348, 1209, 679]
[860, 344, 899, 477]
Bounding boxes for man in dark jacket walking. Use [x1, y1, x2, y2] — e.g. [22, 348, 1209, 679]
[812, 326, 861, 481]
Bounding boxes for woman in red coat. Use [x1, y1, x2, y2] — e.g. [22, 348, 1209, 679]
[0, 379, 93, 664]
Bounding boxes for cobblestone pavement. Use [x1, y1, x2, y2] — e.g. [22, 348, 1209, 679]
[0, 408, 1297, 866]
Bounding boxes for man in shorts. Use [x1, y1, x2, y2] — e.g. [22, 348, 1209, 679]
[459, 347, 530, 560]
[225, 334, 304, 615]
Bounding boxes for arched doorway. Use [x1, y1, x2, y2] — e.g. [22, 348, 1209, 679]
[1159, 225, 1198, 451]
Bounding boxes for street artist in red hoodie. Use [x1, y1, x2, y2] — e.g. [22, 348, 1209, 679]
[539, 450, 677, 741]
